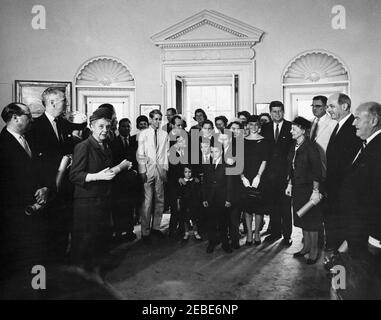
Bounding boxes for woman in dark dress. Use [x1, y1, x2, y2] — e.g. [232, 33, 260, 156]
[285, 117, 323, 264]
[241, 115, 269, 245]
[69, 108, 116, 282]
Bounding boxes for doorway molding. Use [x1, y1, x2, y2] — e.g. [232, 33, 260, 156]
[151, 10, 264, 114]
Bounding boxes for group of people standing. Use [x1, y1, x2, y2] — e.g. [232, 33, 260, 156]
[1, 88, 380, 299]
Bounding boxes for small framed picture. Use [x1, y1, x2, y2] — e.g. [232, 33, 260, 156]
[140, 104, 161, 117]
[15, 80, 72, 118]
[255, 103, 270, 115]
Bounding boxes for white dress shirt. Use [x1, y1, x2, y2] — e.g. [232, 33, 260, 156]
[7, 128, 32, 157]
[45, 111, 59, 139]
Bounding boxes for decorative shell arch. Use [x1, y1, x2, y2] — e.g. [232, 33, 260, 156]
[75, 57, 135, 87]
[283, 51, 349, 84]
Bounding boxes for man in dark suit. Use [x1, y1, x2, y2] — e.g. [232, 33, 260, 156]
[261, 101, 293, 245]
[325, 93, 362, 253]
[0, 103, 49, 294]
[202, 146, 233, 254]
[27, 87, 86, 263]
[162, 108, 177, 133]
[110, 118, 137, 243]
[335, 102, 381, 299]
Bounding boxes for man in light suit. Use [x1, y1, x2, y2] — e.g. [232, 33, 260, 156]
[325, 93, 362, 253]
[0, 103, 49, 297]
[335, 102, 381, 299]
[137, 109, 169, 243]
[310, 96, 337, 179]
[309, 96, 337, 249]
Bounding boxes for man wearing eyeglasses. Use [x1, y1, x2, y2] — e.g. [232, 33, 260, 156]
[27, 87, 86, 264]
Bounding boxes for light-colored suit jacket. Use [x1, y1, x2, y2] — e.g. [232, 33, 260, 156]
[311, 113, 337, 179]
[137, 127, 169, 176]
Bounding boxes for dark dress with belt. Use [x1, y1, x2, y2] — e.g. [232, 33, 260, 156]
[69, 135, 113, 270]
[287, 138, 323, 231]
[242, 138, 269, 214]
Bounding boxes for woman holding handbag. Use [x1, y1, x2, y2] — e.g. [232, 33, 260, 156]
[241, 115, 269, 245]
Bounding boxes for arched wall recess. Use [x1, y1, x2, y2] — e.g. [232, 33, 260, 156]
[282, 50, 350, 120]
[74, 56, 136, 126]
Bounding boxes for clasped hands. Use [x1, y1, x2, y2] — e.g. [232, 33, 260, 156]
[242, 175, 260, 189]
[203, 200, 231, 208]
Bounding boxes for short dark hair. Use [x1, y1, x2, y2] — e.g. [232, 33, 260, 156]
[215, 115, 228, 126]
[237, 111, 251, 120]
[1, 102, 27, 123]
[166, 108, 177, 115]
[170, 115, 182, 125]
[292, 116, 311, 131]
[136, 115, 148, 127]
[269, 101, 284, 112]
[194, 108, 207, 120]
[149, 109, 162, 119]
[202, 119, 214, 129]
[259, 113, 272, 122]
[118, 118, 131, 126]
[227, 120, 244, 129]
[313, 95, 328, 105]
[338, 93, 351, 110]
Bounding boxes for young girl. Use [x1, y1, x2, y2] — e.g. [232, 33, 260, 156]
[177, 165, 202, 241]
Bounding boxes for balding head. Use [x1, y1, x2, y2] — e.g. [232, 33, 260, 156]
[353, 102, 381, 140]
[327, 93, 351, 121]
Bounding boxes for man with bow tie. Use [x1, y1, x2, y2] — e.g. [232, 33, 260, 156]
[0, 103, 49, 296]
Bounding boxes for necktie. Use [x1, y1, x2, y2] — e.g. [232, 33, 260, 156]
[275, 124, 280, 142]
[19, 135, 32, 158]
[123, 137, 129, 149]
[310, 118, 319, 141]
[332, 123, 339, 137]
[352, 141, 367, 164]
[53, 118, 62, 142]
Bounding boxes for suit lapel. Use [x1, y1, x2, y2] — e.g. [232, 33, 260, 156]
[3, 129, 32, 160]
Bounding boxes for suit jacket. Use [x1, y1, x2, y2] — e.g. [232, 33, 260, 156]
[110, 135, 137, 170]
[137, 127, 169, 176]
[201, 161, 232, 206]
[69, 135, 113, 199]
[287, 138, 322, 186]
[311, 114, 337, 179]
[27, 112, 85, 189]
[326, 114, 362, 198]
[261, 120, 293, 186]
[339, 132, 381, 246]
[0, 128, 46, 265]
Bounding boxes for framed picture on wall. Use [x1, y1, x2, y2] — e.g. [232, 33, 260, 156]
[255, 103, 270, 115]
[140, 104, 161, 118]
[15, 80, 72, 118]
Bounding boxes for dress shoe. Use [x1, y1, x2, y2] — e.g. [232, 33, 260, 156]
[306, 258, 318, 265]
[119, 232, 137, 242]
[245, 240, 253, 246]
[193, 232, 203, 241]
[264, 234, 282, 242]
[231, 242, 241, 249]
[206, 243, 215, 254]
[293, 250, 309, 258]
[222, 243, 233, 253]
[151, 229, 166, 239]
[254, 239, 261, 246]
[281, 238, 293, 246]
[141, 235, 151, 244]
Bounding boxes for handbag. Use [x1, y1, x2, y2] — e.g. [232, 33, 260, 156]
[246, 186, 263, 201]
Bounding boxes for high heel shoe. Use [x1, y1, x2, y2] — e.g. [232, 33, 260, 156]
[293, 250, 309, 258]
